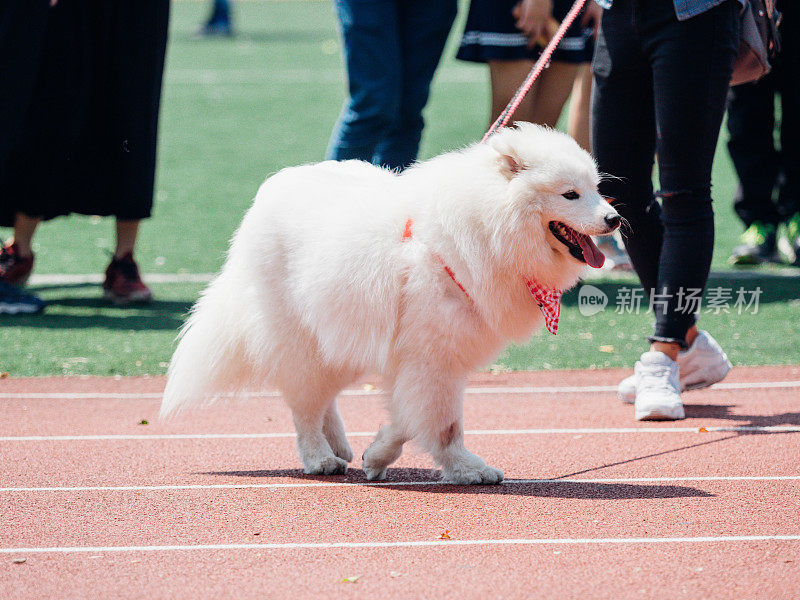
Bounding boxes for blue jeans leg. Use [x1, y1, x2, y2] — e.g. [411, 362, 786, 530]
[373, 0, 457, 170]
[209, 0, 230, 25]
[326, 0, 401, 164]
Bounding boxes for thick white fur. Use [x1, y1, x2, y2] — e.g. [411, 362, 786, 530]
[161, 123, 619, 484]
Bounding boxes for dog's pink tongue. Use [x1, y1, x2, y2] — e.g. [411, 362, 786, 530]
[577, 234, 605, 268]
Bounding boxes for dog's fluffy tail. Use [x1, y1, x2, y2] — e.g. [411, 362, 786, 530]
[160, 268, 256, 420]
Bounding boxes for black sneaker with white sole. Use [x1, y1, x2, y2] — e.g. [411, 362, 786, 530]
[729, 221, 779, 265]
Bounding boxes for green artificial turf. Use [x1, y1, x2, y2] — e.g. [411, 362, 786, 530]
[499, 273, 800, 371]
[1, 0, 798, 376]
[0, 283, 199, 377]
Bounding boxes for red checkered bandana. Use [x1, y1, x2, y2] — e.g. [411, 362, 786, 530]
[525, 279, 563, 335]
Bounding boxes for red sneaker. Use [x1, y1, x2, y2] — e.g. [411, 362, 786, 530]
[103, 252, 153, 304]
[0, 242, 34, 287]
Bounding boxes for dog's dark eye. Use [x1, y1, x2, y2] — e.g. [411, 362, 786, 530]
[562, 190, 580, 200]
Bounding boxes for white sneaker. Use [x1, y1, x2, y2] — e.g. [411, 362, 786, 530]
[618, 330, 732, 403]
[634, 351, 685, 421]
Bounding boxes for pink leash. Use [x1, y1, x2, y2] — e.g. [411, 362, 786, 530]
[481, 0, 588, 142]
[475, 0, 589, 333]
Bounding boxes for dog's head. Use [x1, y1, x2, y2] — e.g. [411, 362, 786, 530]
[485, 123, 620, 280]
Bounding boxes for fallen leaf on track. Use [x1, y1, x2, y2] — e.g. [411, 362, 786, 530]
[341, 575, 361, 583]
[698, 427, 708, 433]
[138, 419, 149, 425]
[11, 558, 26, 564]
[437, 530, 452, 540]
[362, 383, 376, 391]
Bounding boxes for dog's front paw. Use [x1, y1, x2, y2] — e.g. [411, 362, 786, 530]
[363, 464, 388, 481]
[361, 452, 389, 481]
[303, 455, 348, 476]
[361, 430, 403, 481]
[443, 465, 504, 485]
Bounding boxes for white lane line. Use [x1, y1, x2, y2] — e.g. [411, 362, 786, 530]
[2, 379, 799, 400]
[1, 425, 798, 442]
[2, 475, 799, 493]
[3, 535, 800, 554]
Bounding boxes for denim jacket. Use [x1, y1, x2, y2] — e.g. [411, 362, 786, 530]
[594, 0, 744, 21]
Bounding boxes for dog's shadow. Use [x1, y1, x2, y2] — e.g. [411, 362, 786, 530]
[199, 468, 712, 499]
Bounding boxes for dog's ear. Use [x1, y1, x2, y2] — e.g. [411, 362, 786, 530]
[497, 152, 524, 180]
[488, 135, 525, 180]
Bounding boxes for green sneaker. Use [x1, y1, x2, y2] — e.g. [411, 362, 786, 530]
[729, 221, 778, 265]
[786, 212, 800, 266]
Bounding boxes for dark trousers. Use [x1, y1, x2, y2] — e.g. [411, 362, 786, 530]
[727, 0, 800, 227]
[208, 0, 231, 25]
[0, 0, 50, 179]
[0, 0, 170, 227]
[591, 0, 739, 346]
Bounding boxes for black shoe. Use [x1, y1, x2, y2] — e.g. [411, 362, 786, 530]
[729, 221, 778, 265]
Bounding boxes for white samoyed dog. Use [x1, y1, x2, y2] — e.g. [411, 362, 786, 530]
[161, 123, 620, 484]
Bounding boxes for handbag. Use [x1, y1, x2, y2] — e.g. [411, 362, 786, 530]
[731, 0, 782, 86]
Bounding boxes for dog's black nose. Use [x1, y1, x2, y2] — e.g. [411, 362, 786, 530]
[605, 214, 622, 229]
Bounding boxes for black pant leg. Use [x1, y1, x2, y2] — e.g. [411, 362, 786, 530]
[81, 0, 170, 220]
[727, 77, 781, 226]
[591, 0, 662, 297]
[775, 0, 800, 218]
[645, 0, 739, 344]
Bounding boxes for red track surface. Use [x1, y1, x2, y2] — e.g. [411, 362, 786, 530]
[2, 366, 799, 599]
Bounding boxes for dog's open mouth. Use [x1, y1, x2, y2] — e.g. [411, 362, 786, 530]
[548, 221, 605, 268]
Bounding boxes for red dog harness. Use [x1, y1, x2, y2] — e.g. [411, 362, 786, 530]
[401, 219, 562, 335]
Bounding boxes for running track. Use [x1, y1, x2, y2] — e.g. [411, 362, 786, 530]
[3, 366, 799, 599]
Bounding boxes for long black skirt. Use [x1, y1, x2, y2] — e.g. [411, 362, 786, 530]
[0, 0, 170, 227]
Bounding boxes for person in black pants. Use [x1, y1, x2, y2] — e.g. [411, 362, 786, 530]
[0, 0, 170, 306]
[727, 0, 800, 266]
[591, 0, 740, 420]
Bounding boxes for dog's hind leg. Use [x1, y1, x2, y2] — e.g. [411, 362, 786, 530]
[382, 362, 504, 485]
[282, 377, 350, 475]
[323, 400, 353, 462]
[288, 402, 348, 475]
